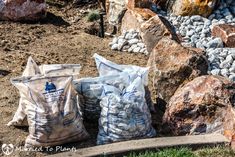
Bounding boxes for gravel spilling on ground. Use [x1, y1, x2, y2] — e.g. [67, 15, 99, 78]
[109, 29, 148, 55]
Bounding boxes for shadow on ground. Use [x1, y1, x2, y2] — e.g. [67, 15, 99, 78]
[40, 12, 70, 26]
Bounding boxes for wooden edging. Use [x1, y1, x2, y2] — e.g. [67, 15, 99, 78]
[47, 134, 230, 157]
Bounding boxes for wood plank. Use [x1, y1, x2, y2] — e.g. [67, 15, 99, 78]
[47, 134, 230, 157]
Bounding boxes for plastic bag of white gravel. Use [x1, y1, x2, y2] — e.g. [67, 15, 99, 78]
[93, 53, 154, 112]
[7, 57, 81, 127]
[11, 75, 89, 147]
[73, 72, 131, 121]
[97, 75, 156, 145]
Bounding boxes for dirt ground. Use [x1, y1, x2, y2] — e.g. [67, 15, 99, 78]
[0, 2, 158, 157]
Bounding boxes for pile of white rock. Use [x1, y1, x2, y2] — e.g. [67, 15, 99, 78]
[208, 48, 235, 81]
[162, 1, 235, 50]
[155, 0, 235, 81]
[109, 29, 149, 55]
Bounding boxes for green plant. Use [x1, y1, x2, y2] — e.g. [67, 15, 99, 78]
[195, 146, 235, 157]
[86, 10, 100, 22]
[126, 148, 195, 157]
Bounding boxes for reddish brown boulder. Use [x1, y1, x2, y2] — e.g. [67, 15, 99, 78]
[121, 8, 156, 33]
[140, 15, 179, 53]
[163, 75, 235, 136]
[155, 0, 220, 17]
[127, 0, 153, 9]
[148, 37, 208, 104]
[0, 0, 46, 21]
[212, 24, 235, 48]
[171, 0, 219, 17]
[224, 106, 235, 144]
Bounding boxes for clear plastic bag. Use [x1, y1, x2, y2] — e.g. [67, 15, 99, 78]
[93, 53, 154, 112]
[73, 73, 130, 121]
[97, 75, 156, 145]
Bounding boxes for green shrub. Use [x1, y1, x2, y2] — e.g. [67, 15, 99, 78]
[87, 10, 100, 22]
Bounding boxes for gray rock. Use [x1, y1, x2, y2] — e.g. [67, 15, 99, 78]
[229, 74, 235, 81]
[211, 69, 221, 75]
[191, 35, 199, 43]
[144, 50, 149, 55]
[220, 60, 231, 69]
[133, 47, 141, 53]
[196, 42, 204, 49]
[122, 45, 130, 51]
[204, 19, 211, 26]
[212, 19, 219, 24]
[207, 38, 224, 49]
[112, 37, 118, 44]
[128, 39, 139, 45]
[217, 20, 226, 25]
[190, 15, 202, 21]
[128, 47, 133, 53]
[208, 54, 216, 62]
[118, 38, 126, 44]
[137, 43, 145, 48]
[222, 8, 231, 16]
[125, 33, 133, 40]
[202, 28, 210, 35]
[208, 14, 216, 20]
[226, 15, 233, 20]
[128, 44, 137, 52]
[111, 44, 118, 50]
[229, 66, 235, 73]
[221, 68, 229, 77]
[185, 19, 192, 25]
[225, 55, 234, 64]
[186, 30, 194, 37]
[172, 20, 179, 26]
[117, 39, 128, 51]
[140, 48, 145, 53]
[180, 30, 186, 36]
[195, 26, 203, 32]
[220, 51, 228, 58]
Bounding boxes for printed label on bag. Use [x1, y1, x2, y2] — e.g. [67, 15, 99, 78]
[43, 82, 64, 103]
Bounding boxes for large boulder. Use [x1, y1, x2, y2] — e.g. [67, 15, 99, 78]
[163, 75, 235, 136]
[106, 0, 127, 26]
[121, 8, 156, 33]
[158, 0, 219, 17]
[148, 37, 208, 104]
[127, 0, 153, 9]
[110, 0, 159, 32]
[0, 0, 46, 21]
[140, 15, 179, 53]
[212, 24, 235, 48]
[224, 106, 235, 145]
